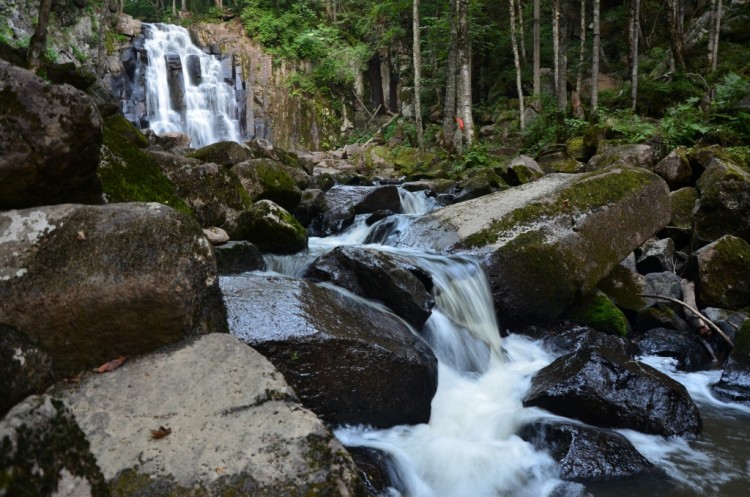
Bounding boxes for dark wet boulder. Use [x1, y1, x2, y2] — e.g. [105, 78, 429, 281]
[519, 422, 657, 482]
[295, 189, 329, 229]
[0, 324, 54, 417]
[713, 320, 750, 403]
[325, 185, 403, 215]
[304, 246, 434, 329]
[232, 158, 303, 212]
[523, 348, 702, 436]
[397, 167, 671, 322]
[0, 59, 103, 209]
[347, 447, 399, 497]
[0, 395, 108, 497]
[61, 333, 366, 497]
[634, 328, 712, 372]
[696, 235, 750, 309]
[693, 158, 750, 243]
[234, 200, 308, 254]
[214, 241, 266, 274]
[221, 273, 438, 428]
[520, 324, 635, 358]
[0, 203, 227, 377]
[636, 238, 676, 274]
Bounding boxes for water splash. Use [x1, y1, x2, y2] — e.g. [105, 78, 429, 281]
[143, 23, 241, 147]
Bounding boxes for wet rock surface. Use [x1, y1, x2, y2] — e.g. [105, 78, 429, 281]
[634, 327, 712, 372]
[221, 273, 438, 428]
[523, 348, 702, 436]
[0, 324, 55, 417]
[304, 246, 435, 329]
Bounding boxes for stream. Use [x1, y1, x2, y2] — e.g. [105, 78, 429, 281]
[262, 188, 750, 497]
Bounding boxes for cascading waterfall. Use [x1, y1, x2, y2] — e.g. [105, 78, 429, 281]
[143, 23, 241, 148]
[257, 186, 750, 497]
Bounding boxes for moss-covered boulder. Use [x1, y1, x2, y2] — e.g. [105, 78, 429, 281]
[694, 158, 750, 243]
[696, 235, 750, 309]
[0, 203, 227, 377]
[187, 140, 257, 167]
[563, 290, 629, 337]
[597, 262, 648, 313]
[0, 395, 109, 497]
[397, 167, 671, 322]
[500, 155, 544, 185]
[0, 59, 103, 209]
[99, 115, 191, 216]
[61, 333, 366, 497]
[652, 147, 692, 188]
[565, 136, 594, 162]
[234, 200, 308, 254]
[670, 187, 698, 229]
[231, 158, 303, 212]
[0, 324, 54, 417]
[587, 144, 655, 172]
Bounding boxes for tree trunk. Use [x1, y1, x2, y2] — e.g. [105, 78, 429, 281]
[576, 0, 586, 95]
[443, 0, 459, 150]
[666, 0, 686, 70]
[630, 0, 640, 112]
[181, 0, 187, 13]
[712, 0, 722, 72]
[214, 0, 223, 10]
[591, 0, 600, 113]
[553, 0, 560, 98]
[510, 0, 525, 129]
[518, 0, 527, 64]
[457, 0, 474, 145]
[533, 0, 541, 103]
[172, 0, 177, 17]
[413, 0, 424, 149]
[27, 0, 52, 71]
[708, 0, 715, 67]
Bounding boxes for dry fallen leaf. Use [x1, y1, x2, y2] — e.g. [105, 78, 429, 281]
[93, 356, 127, 373]
[150, 426, 172, 440]
[215, 467, 226, 475]
[77, 230, 86, 240]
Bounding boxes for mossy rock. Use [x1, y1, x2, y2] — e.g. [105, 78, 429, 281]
[597, 264, 647, 312]
[99, 116, 191, 216]
[669, 187, 698, 229]
[231, 159, 303, 212]
[713, 320, 750, 402]
[234, 200, 308, 254]
[697, 235, 750, 309]
[187, 140, 256, 167]
[564, 290, 629, 337]
[694, 158, 750, 242]
[566, 136, 592, 161]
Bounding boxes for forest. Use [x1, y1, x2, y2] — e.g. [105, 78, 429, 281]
[117, 0, 750, 161]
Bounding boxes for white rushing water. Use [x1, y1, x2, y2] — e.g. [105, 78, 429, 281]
[263, 187, 750, 497]
[143, 23, 240, 147]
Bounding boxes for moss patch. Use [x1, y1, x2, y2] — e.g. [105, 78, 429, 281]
[564, 291, 630, 337]
[669, 187, 698, 228]
[99, 116, 192, 216]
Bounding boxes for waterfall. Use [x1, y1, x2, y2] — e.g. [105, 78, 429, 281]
[143, 23, 241, 148]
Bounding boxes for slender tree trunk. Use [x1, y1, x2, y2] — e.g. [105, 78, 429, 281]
[630, 0, 640, 111]
[591, 0, 600, 113]
[533, 0, 541, 102]
[712, 0, 722, 72]
[181, 0, 187, 13]
[215, 0, 223, 10]
[27, 0, 52, 71]
[576, 0, 586, 95]
[457, 0, 474, 145]
[413, 0, 424, 149]
[553, 0, 560, 97]
[443, 0, 458, 150]
[510, 0, 525, 129]
[518, 0, 527, 64]
[708, 0, 716, 67]
[172, 0, 177, 17]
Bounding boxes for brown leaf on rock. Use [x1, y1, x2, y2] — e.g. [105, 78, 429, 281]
[150, 426, 172, 440]
[93, 356, 127, 373]
[77, 230, 86, 240]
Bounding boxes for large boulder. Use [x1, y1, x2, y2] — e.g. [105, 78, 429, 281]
[187, 140, 257, 166]
[221, 273, 438, 428]
[713, 320, 750, 403]
[61, 333, 366, 497]
[214, 241, 266, 274]
[520, 422, 656, 482]
[696, 235, 750, 309]
[304, 246, 435, 329]
[522, 348, 702, 436]
[652, 147, 692, 188]
[231, 158, 302, 212]
[396, 167, 671, 321]
[325, 185, 403, 215]
[0, 59, 103, 209]
[634, 327, 712, 372]
[0, 203, 227, 377]
[0, 395, 108, 497]
[234, 200, 308, 254]
[587, 144, 655, 171]
[694, 158, 750, 243]
[0, 324, 54, 417]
